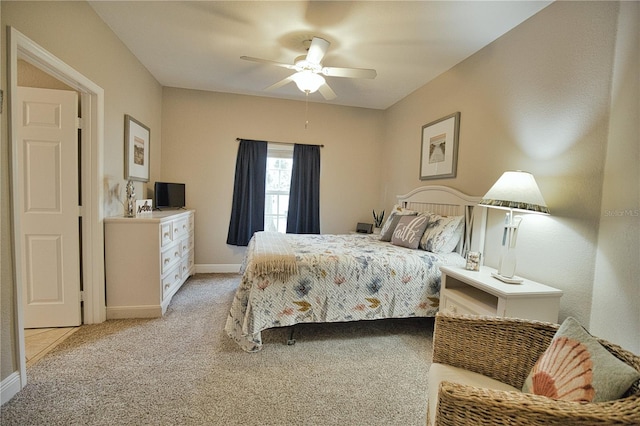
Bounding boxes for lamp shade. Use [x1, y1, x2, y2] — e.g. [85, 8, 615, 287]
[479, 171, 549, 214]
[291, 70, 325, 93]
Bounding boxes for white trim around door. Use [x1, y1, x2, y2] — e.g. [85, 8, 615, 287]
[6, 26, 105, 397]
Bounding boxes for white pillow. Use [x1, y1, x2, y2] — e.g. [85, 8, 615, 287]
[419, 214, 464, 253]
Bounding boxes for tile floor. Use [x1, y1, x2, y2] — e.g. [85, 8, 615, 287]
[24, 327, 79, 367]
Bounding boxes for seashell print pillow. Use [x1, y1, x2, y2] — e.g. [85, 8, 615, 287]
[522, 317, 640, 402]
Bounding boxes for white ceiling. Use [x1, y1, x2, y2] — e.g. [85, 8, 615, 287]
[89, 1, 551, 110]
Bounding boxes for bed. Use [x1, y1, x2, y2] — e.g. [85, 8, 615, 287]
[225, 186, 485, 352]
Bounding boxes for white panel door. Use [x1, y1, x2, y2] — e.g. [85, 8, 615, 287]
[17, 87, 81, 328]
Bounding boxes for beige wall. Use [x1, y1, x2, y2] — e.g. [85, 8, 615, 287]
[1, 1, 162, 382]
[591, 1, 640, 353]
[18, 60, 75, 91]
[383, 0, 639, 351]
[161, 88, 385, 266]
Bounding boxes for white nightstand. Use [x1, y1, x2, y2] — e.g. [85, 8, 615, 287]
[439, 265, 563, 323]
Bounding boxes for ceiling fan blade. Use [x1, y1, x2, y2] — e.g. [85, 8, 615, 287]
[322, 66, 377, 79]
[318, 82, 337, 100]
[265, 75, 294, 91]
[241, 56, 297, 70]
[305, 37, 330, 65]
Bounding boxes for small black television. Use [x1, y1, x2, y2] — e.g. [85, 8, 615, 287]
[154, 182, 185, 209]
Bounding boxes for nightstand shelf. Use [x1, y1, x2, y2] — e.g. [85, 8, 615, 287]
[439, 265, 562, 323]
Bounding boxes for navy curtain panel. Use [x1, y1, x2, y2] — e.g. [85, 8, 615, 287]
[226, 139, 268, 246]
[286, 144, 321, 234]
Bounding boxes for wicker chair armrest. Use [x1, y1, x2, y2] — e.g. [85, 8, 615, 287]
[435, 381, 640, 425]
[432, 312, 558, 388]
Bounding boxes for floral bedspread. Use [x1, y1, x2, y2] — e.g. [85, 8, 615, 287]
[224, 233, 464, 352]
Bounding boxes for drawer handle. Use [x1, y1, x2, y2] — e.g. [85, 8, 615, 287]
[174, 228, 179, 234]
[163, 232, 170, 238]
[174, 251, 180, 258]
[164, 284, 170, 289]
[174, 274, 180, 280]
[164, 258, 170, 264]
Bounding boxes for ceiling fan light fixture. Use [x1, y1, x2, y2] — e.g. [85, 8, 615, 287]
[291, 70, 325, 93]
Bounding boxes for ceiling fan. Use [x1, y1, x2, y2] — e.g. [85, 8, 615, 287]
[241, 37, 377, 100]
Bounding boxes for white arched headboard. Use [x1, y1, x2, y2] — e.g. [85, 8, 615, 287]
[396, 185, 487, 257]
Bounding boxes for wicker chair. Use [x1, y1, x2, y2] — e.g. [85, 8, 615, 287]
[428, 312, 640, 425]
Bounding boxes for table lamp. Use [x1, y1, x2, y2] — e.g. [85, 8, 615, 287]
[479, 171, 549, 283]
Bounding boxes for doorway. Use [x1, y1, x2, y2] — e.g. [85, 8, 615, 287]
[8, 27, 106, 393]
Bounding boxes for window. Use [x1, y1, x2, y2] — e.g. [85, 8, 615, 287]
[265, 144, 293, 232]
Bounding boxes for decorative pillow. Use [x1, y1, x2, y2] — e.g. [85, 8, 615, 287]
[419, 214, 464, 253]
[379, 204, 418, 238]
[391, 215, 429, 249]
[522, 317, 640, 402]
[379, 212, 417, 241]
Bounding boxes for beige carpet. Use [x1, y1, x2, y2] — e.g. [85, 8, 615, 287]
[1, 273, 435, 425]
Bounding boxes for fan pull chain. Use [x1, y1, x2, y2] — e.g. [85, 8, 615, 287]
[305, 91, 309, 129]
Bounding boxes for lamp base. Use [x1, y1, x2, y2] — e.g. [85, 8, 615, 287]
[491, 272, 523, 284]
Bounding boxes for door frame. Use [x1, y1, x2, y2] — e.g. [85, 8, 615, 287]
[8, 27, 105, 388]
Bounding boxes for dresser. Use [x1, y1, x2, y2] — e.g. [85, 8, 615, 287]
[104, 210, 195, 319]
[439, 265, 562, 323]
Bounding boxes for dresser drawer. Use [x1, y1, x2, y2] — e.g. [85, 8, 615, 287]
[180, 253, 194, 278]
[160, 222, 173, 247]
[180, 234, 194, 253]
[162, 265, 182, 300]
[173, 217, 189, 240]
[161, 242, 182, 274]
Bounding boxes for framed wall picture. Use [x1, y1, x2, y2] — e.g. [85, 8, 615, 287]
[420, 112, 460, 180]
[124, 114, 150, 182]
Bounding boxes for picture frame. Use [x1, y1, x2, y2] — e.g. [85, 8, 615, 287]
[419, 112, 460, 180]
[124, 115, 150, 182]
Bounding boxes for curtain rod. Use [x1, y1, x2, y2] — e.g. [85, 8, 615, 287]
[236, 138, 324, 148]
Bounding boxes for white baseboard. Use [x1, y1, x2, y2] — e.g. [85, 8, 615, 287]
[195, 264, 241, 274]
[1, 371, 22, 405]
[106, 305, 162, 319]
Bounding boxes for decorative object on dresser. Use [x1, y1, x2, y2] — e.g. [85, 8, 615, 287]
[420, 112, 460, 180]
[135, 199, 153, 216]
[124, 114, 150, 182]
[125, 179, 136, 217]
[439, 265, 562, 323]
[104, 210, 195, 319]
[479, 170, 549, 283]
